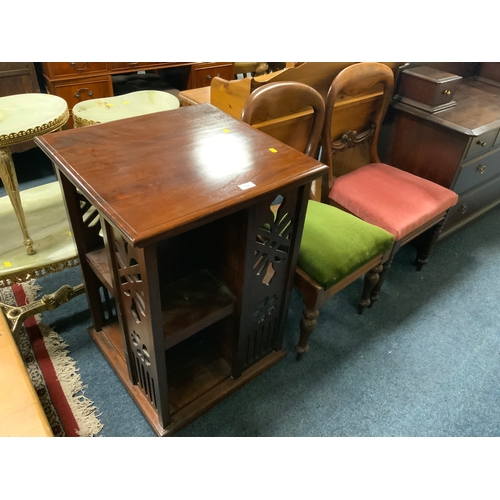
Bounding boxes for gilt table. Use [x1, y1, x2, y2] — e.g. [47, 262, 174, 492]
[72, 89, 180, 128]
[35, 103, 327, 436]
[0, 93, 69, 255]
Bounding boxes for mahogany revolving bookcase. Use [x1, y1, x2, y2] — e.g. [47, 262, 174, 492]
[35, 104, 327, 436]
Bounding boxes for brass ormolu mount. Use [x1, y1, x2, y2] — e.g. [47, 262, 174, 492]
[1, 283, 85, 336]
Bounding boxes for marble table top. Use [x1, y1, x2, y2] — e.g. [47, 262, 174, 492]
[72, 90, 180, 127]
[0, 181, 78, 286]
[0, 93, 69, 147]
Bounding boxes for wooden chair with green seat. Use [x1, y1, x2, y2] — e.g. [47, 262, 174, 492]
[321, 62, 459, 306]
[241, 81, 395, 360]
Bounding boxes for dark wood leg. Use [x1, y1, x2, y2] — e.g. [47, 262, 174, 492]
[107, 229, 171, 429]
[295, 307, 319, 360]
[369, 255, 394, 306]
[358, 263, 383, 314]
[415, 219, 445, 271]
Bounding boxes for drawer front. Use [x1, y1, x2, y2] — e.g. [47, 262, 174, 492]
[192, 63, 233, 88]
[463, 129, 498, 160]
[52, 78, 112, 107]
[433, 80, 459, 107]
[45, 62, 108, 79]
[454, 147, 500, 194]
[444, 174, 500, 229]
[109, 62, 169, 71]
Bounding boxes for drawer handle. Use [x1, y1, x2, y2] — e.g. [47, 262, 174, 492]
[476, 140, 487, 147]
[74, 88, 94, 98]
[206, 73, 221, 81]
[476, 164, 487, 174]
[458, 204, 468, 214]
[442, 89, 451, 95]
[70, 62, 88, 72]
[128, 62, 139, 66]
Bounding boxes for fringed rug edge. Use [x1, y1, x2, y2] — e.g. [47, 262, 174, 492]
[38, 322, 104, 437]
[1, 279, 103, 437]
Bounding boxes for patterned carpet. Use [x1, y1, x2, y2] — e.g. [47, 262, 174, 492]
[0, 280, 102, 436]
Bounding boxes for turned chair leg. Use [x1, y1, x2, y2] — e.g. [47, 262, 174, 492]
[415, 219, 445, 271]
[295, 307, 319, 360]
[358, 263, 383, 314]
[369, 255, 394, 307]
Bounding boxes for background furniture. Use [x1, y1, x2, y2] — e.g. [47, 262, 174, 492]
[40, 62, 234, 128]
[380, 62, 500, 240]
[0, 93, 69, 255]
[36, 103, 327, 436]
[0, 62, 40, 98]
[180, 63, 359, 114]
[233, 62, 269, 78]
[179, 62, 402, 198]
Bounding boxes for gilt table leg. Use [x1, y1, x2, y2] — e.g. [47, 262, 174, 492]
[0, 283, 85, 337]
[0, 147, 35, 255]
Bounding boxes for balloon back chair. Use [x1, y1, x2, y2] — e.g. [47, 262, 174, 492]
[241, 81, 394, 360]
[321, 62, 459, 304]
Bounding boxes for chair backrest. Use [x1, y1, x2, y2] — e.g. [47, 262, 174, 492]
[321, 62, 395, 195]
[241, 81, 325, 158]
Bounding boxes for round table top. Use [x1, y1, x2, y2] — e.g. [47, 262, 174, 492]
[0, 93, 69, 147]
[72, 90, 180, 127]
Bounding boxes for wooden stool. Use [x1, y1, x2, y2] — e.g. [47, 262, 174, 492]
[0, 93, 69, 255]
[72, 90, 180, 128]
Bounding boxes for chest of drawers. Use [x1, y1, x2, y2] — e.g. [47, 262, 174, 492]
[380, 76, 500, 240]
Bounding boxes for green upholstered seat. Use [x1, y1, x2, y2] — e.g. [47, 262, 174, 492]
[298, 200, 394, 289]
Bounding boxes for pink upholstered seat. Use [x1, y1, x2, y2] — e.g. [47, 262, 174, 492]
[329, 163, 458, 240]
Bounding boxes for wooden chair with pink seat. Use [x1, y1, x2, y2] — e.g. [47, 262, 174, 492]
[321, 62, 459, 305]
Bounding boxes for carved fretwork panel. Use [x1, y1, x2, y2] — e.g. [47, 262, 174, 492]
[75, 191, 103, 250]
[130, 329, 157, 409]
[234, 190, 301, 375]
[55, 174, 103, 254]
[109, 227, 165, 415]
[98, 284, 117, 324]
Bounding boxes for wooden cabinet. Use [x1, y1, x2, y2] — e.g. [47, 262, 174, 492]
[190, 62, 234, 88]
[42, 62, 108, 80]
[35, 103, 326, 436]
[395, 65, 463, 113]
[42, 63, 112, 128]
[49, 76, 113, 112]
[41, 62, 234, 127]
[380, 63, 500, 240]
[108, 62, 171, 71]
[0, 62, 40, 97]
